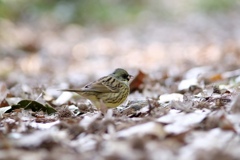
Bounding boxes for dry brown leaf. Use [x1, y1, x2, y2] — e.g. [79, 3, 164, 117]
[208, 74, 223, 82]
[130, 70, 147, 93]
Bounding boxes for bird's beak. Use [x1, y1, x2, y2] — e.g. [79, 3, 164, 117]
[128, 75, 134, 81]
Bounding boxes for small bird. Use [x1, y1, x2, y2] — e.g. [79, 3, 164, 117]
[61, 68, 132, 109]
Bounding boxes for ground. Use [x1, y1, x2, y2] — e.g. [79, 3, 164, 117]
[1, 1, 240, 160]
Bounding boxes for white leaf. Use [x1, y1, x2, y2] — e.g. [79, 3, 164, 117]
[0, 106, 11, 118]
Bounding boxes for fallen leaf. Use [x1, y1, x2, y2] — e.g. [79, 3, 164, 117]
[117, 122, 166, 139]
[209, 73, 223, 82]
[230, 95, 240, 113]
[0, 82, 8, 103]
[0, 106, 12, 118]
[130, 70, 147, 92]
[54, 92, 73, 105]
[7, 100, 57, 114]
[159, 93, 184, 103]
[178, 78, 198, 91]
[157, 109, 209, 134]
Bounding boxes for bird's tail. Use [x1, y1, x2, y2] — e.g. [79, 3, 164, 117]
[60, 89, 83, 93]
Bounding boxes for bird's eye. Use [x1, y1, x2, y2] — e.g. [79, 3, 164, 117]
[123, 74, 129, 80]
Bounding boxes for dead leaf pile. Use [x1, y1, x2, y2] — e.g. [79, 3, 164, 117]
[1, 6, 240, 160]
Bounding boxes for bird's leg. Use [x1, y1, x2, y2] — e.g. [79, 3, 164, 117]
[99, 99, 108, 115]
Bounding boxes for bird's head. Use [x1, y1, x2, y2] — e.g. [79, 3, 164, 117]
[111, 68, 133, 83]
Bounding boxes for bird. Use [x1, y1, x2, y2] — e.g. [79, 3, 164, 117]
[61, 68, 132, 109]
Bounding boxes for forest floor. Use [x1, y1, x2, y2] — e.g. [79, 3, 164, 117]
[1, 9, 240, 160]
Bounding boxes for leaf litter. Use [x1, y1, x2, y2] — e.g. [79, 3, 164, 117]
[1, 66, 240, 160]
[1, 9, 240, 160]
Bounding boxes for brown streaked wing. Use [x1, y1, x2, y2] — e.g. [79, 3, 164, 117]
[82, 76, 119, 93]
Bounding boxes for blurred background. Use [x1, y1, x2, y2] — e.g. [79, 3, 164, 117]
[0, 0, 240, 87]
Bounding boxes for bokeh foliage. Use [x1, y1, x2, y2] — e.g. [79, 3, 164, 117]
[0, 0, 144, 25]
[0, 0, 238, 25]
[195, 0, 237, 12]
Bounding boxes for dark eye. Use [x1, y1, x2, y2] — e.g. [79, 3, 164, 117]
[123, 74, 129, 80]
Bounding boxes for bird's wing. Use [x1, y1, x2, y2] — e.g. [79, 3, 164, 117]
[82, 76, 119, 93]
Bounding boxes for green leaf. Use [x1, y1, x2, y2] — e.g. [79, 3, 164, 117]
[20, 100, 43, 112]
[7, 100, 57, 114]
[45, 103, 57, 114]
[6, 104, 22, 113]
